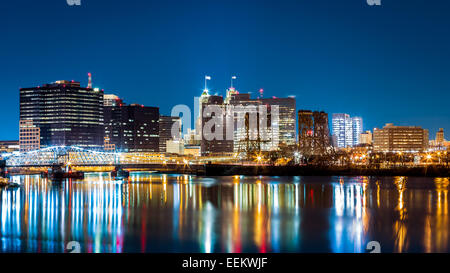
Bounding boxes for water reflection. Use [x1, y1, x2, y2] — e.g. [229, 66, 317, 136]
[0, 174, 449, 253]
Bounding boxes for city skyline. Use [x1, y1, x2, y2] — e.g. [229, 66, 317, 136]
[13, 76, 447, 143]
[3, 0, 450, 258]
[1, 0, 450, 140]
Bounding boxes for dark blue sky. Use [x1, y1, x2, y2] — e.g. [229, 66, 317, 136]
[1, 0, 449, 140]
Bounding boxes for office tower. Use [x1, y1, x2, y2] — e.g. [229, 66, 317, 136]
[260, 97, 296, 146]
[298, 110, 330, 155]
[352, 117, 363, 146]
[104, 104, 159, 152]
[360, 131, 373, 145]
[201, 95, 233, 155]
[159, 116, 182, 153]
[19, 120, 41, 152]
[20, 80, 104, 149]
[194, 79, 295, 154]
[224, 89, 281, 153]
[332, 113, 363, 148]
[332, 114, 352, 148]
[373, 123, 429, 153]
[195, 88, 211, 140]
[226, 90, 260, 153]
[104, 94, 123, 107]
[436, 128, 445, 145]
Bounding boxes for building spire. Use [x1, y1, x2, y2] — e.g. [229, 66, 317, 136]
[231, 75, 237, 88]
[204, 75, 211, 94]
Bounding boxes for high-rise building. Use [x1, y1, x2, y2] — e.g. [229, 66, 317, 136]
[332, 114, 363, 148]
[20, 81, 104, 149]
[225, 90, 263, 153]
[298, 110, 330, 155]
[436, 128, 445, 145]
[195, 79, 295, 154]
[332, 114, 352, 148]
[201, 95, 234, 155]
[195, 88, 211, 140]
[224, 90, 292, 152]
[104, 104, 159, 152]
[159, 116, 182, 153]
[373, 123, 429, 153]
[19, 120, 41, 152]
[352, 117, 363, 146]
[260, 97, 296, 146]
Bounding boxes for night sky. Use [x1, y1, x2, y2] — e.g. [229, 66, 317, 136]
[1, 0, 449, 140]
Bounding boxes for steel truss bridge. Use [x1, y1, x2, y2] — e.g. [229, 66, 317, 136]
[3, 146, 178, 167]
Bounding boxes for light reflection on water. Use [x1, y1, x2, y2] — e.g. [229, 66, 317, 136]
[0, 173, 449, 253]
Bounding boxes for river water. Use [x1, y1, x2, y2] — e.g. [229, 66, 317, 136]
[0, 172, 449, 253]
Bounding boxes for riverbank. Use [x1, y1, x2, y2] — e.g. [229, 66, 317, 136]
[204, 164, 450, 177]
[6, 164, 450, 177]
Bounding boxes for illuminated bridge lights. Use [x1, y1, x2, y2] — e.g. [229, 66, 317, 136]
[2, 146, 243, 167]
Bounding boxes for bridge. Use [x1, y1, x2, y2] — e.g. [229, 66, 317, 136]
[3, 146, 195, 167]
[1, 146, 236, 174]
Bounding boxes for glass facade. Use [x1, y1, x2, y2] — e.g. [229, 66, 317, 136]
[352, 117, 363, 146]
[332, 113, 363, 148]
[19, 81, 104, 149]
[260, 97, 296, 146]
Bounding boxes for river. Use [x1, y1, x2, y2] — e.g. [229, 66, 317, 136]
[0, 173, 449, 253]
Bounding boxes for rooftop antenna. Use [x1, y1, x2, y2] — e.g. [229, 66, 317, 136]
[231, 76, 237, 88]
[88, 72, 92, 89]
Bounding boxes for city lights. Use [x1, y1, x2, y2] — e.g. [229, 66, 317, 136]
[1, 0, 450, 261]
